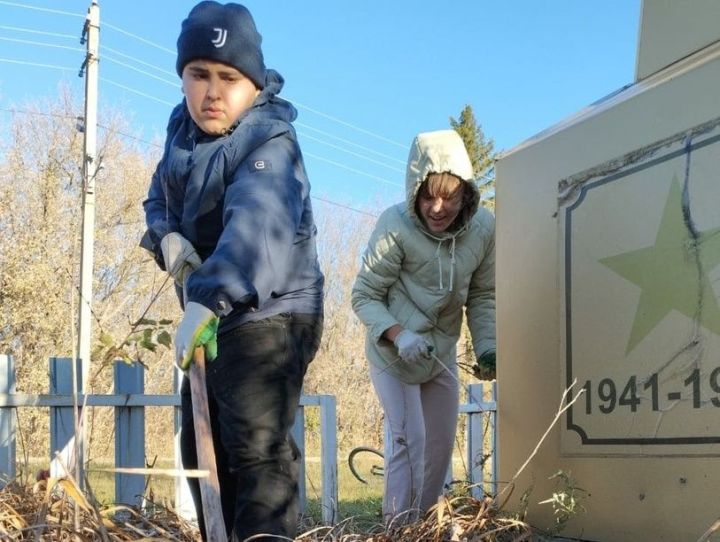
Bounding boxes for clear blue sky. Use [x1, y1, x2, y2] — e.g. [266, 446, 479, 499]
[0, 0, 641, 214]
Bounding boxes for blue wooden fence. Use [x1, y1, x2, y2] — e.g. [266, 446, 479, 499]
[0, 355, 338, 523]
[0, 355, 497, 524]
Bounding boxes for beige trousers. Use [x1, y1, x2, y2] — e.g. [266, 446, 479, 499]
[370, 363, 459, 523]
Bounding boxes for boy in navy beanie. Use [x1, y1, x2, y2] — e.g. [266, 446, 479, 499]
[176, 1, 266, 89]
[141, 2, 324, 540]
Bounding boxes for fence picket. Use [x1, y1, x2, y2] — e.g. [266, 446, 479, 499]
[114, 361, 145, 506]
[465, 382, 498, 498]
[49, 357, 82, 479]
[319, 395, 337, 524]
[290, 404, 306, 513]
[0, 355, 15, 484]
[173, 368, 196, 520]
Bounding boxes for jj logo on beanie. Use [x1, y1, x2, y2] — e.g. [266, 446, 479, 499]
[211, 28, 227, 48]
[176, 1, 266, 89]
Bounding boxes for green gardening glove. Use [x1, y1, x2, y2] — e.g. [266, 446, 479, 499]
[473, 349, 496, 381]
[174, 301, 219, 371]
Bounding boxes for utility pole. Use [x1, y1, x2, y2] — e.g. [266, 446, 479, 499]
[78, 1, 99, 389]
[63, 0, 99, 487]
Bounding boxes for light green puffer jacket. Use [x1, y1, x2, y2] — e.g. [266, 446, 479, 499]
[351, 130, 496, 384]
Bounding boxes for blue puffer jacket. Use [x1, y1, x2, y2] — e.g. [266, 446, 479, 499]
[141, 69, 324, 333]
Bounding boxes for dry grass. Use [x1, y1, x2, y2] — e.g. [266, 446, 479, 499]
[297, 494, 533, 541]
[0, 475, 534, 542]
[0, 477, 199, 541]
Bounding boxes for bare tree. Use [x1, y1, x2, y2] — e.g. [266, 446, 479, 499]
[0, 89, 177, 459]
[304, 205, 384, 450]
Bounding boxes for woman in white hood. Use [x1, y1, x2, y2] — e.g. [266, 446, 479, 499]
[352, 129, 496, 522]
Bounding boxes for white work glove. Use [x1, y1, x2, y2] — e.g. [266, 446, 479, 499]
[160, 232, 202, 285]
[393, 330, 432, 364]
[174, 302, 219, 371]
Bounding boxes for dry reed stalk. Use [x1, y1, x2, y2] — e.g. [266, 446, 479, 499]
[294, 494, 532, 542]
[696, 518, 720, 542]
[495, 379, 584, 510]
[0, 478, 200, 541]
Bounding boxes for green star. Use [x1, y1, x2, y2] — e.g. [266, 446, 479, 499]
[599, 177, 720, 354]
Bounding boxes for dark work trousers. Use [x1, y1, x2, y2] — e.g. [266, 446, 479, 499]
[180, 312, 323, 542]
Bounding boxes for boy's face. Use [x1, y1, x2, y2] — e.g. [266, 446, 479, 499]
[181, 59, 260, 135]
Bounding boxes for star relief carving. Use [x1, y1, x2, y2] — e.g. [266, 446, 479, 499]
[599, 176, 720, 354]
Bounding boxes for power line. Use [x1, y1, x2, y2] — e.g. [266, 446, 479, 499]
[297, 130, 403, 173]
[0, 24, 76, 39]
[0, 39, 177, 90]
[0, 107, 161, 146]
[102, 53, 178, 87]
[0, 0, 82, 18]
[101, 78, 177, 107]
[289, 98, 408, 150]
[313, 196, 378, 218]
[0, 57, 74, 71]
[0, 106, 79, 120]
[296, 121, 406, 165]
[0, 35, 83, 53]
[304, 151, 402, 188]
[97, 123, 163, 149]
[101, 44, 176, 78]
[102, 21, 175, 55]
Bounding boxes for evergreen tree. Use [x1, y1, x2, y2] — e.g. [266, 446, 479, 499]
[450, 104, 496, 211]
[450, 104, 495, 177]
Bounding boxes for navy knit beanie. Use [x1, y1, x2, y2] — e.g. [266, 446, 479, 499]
[176, 1, 266, 89]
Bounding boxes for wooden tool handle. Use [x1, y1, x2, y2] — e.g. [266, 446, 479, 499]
[189, 346, 227, 541]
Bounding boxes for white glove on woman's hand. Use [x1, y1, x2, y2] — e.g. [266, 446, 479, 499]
[160, 232, 202, 285]
[393, 330, 432, 364]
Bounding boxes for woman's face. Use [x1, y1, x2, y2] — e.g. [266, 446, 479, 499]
[417, 187, 464, 233]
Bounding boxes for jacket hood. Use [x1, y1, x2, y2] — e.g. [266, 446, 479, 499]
[253, 68, 297, 123]
[405, 130, 479, 236]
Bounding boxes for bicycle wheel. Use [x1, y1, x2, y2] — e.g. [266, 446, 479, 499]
[348, 446, 384, 484]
